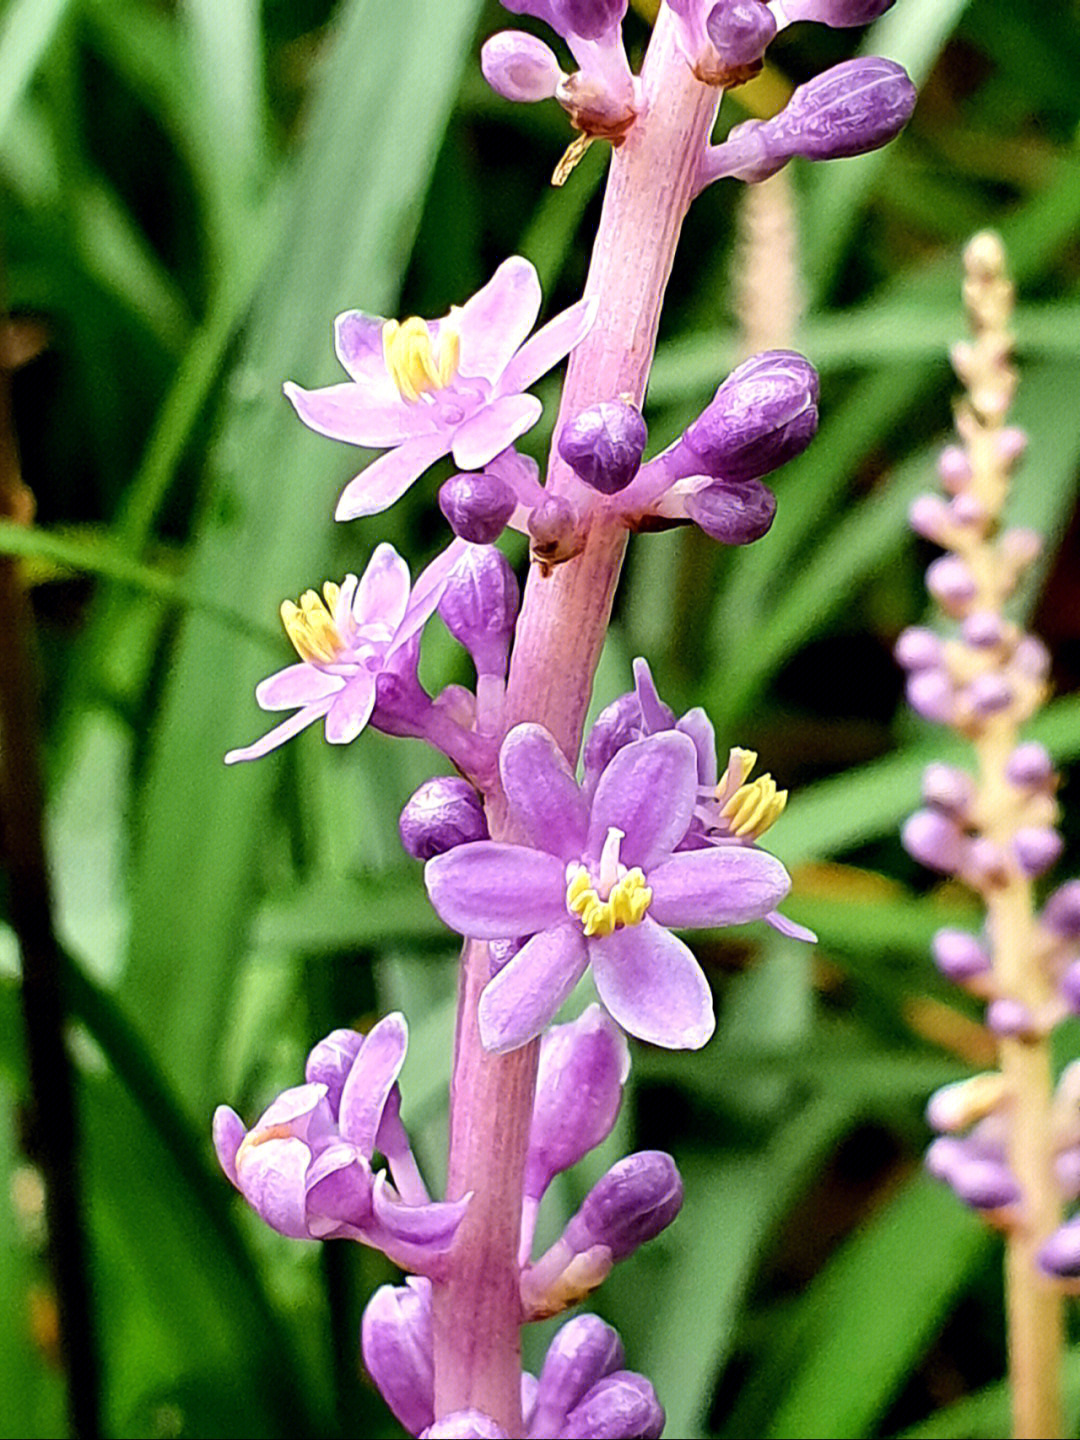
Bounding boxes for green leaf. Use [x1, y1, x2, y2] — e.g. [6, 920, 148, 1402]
[0, 0, 74, 145]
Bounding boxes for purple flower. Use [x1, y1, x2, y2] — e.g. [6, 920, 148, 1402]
[213, 1015, 469, 1274]
[425, 724, 792, 1053]
[225, 540, 466, 764]
[285, 257, 595, 520]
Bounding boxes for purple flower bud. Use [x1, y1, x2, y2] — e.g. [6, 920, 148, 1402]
[894, 626, 943, 671]
[1000, 527, 1042, 568]
[769, 57, 916, 160]
[905, 669, 954, 724]
[559, 401, 647, 495]
[422, 1412, 508, 1440]
[780, 0, 896, 24]
[705, 1, 776, 66]
[986, 997, 1038, 1039]
[1061, 960, 1080, 1014]
[961, 611, 1005, 649]
[965, 837, 1009, 887]
[952, 1156, 1021, 1210]
[1039, 1218, 1080, 1277]
[439, 473, 516, 544]
[1012, 635, 1050, 680]
[925, 554, 977, 614]
[1056, 1148, 1080, 1200]
[501, 0, 627, 41]
[438, 545, 519, 677]
[901, 809, 964, 874]
[528, 495, 581, 565]
[682, 351, 819, 482]
[921, 763, 974, 817]
[966, 672, 1013, 716]
[526, 1007, 631, 1202]
[1044, 882, 1080, 939]
[908, 493, 951, 543]
[563, 1151, 683, 1262]
[937, 445, 972, 492]
[931, 928, 991, 983]
[951, 493, 987, 528]
[1014, 826, 1062, 878]
[361, 1279, 434, 1436]
[482, 31, 564, 102]
[560, 1372, 665, 1439]
[684, 478, 777, 544]
[1006, 741, 1054, 789]
[925, 1135, 966, 1183]
[997, 426, 1028, 465]
[531, 1315, 625, 1439]
[400, 777, 489, 861]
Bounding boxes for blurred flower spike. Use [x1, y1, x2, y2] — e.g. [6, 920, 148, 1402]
[285, 257, 596, 520]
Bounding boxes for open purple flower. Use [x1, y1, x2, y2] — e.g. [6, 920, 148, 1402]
[225, 539, 466, 764]
[425, 724, 792, 1053]
[213, 1015, 469, 1275]
[285, 257, 595, 520]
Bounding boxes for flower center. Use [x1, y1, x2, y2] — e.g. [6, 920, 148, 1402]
[700, 746, 788, 842]
[280, 583, 346, 664]
[382, 314, 460, 402]
[565, 827, 652, 938]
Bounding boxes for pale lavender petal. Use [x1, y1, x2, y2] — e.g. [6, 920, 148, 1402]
[253, 1082, 335, 1144]
[395, 537, 471, 650]
[423, 1412, 508, 1440]
[648, 846, 791, 927]
[352, 542, 412, 632]
[305, 1029, 364, 1113]
[531, 1314, 624, 1440]
[456, 256, 542, 384]
[212, 1106, 245, 1187]
[426, 842, 568, 938]
[591, 920, 715, 1049]
[333, 310, 392, 386]
[478, 921, 589, 1054]
[283, 380, 413, 448]
[235, 1135, 312, 1238]
[631, 657, 673, 734]
[255, 663, 344, 712]
[500, 724, 589, 860]
[335, 432, 452, 521]
[362, 1279, 435, 1438]
[766, 910, 817, 943]
[675, 707, 717, 788]
[370, 1172, 471, 1251]
[588, 733, 698, 870]
[496, 296, 597, 397]
[224, 697, 334, 764]
[324, 672, 377, 744]
[305, 1144, 375, 1234]
[338, 1013, 409, 1154]
[451, 393, 543, 470]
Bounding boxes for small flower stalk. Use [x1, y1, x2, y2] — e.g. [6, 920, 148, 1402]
[215, 2, 915, 1433]
[901, 232, 1066, 1439]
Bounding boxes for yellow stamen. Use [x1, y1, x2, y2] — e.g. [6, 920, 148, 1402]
[566, 865, 652, 938]
[720, 773, 788, 839]
[382, 314, 460, 402]
[280, 587, 345, 664]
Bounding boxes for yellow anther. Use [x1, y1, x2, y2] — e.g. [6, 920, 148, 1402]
[382, 315, 459, 402]
[322, 580, 341, 612]
[726, 747, 758, 789]
[280, 587, 345, 664]
[721, 773, 788, 839]
[566, 865, 652, 938]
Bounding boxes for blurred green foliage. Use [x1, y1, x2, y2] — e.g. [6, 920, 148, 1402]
[3, 0, 1080, 1435]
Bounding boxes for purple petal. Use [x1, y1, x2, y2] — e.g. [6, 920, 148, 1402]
[496, 295, 597, 397]
[478, 921, 589, 1054]
[339, 1013, 409, 1154]
[500, 724, 590, 861]
[362, 1279, 435, 1437]
[531, 1315, 625, 1439]
[456, 256, 542, 385]
[224, 697, 334, 764]
[648, 846, 791, 928]
[212, 1106, 246, 1187]
[766, 910, 817, 943]
[423, 1412, 508, 1440]
[395, 537, 471, 650]
[335, 432, 452, 521]
[255, 662, 344, 712]
[253, 1082, 335, 1142]
[333, 310, 392, 385]
[351, 542, 412, 633]
[591, 920, 715, 1049]
[235, 1134, 313, 1238]
[631, 658, 673, 734]
[324, 672, 377, 744]
[426, 842, 568, 938]
[451, 393, 543, 470]
[305, 1029, 365, 1114]
[283, 380, 413, 448]
[560, 1372, 665, 1440]
[305, 1143, 376, 1235]
[675, 707, 717, 788]
[370, 1172, 471, 1252]
[587, 733, 698, 870]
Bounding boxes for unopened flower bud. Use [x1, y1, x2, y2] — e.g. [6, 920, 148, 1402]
[921, 762, 974, 817]
[1000, 526, 1042, 568]
[1056, 1148, 1080, 1200]
[965, 836, 1009, 886]
[705, 0, 776, 66]
[502, 0, 627, 42]
[1060, 960, 1080, 1014]
[361, 1279, 434, 1436]
[966, 672, 1013, 716]
[684, 478, 777, 544]
[438, 545, 519, 677]
[682, 351, 819, 481]
[779, 0, 895, 23]
[926, 1072, 1006, 1133]
[938, 445, 972, 492]
[1042, 882, 1080, 939]
[895, 626, 943, 671]
[439, 472, 515, 544]
[987, 997, 1038, 1039]
[997, 426, 1028, 465]
[925, 554, 976, 614]
[908, 493, 951, 543]
[481, 30, 564, 102]
[421, 1412, 507, 1440]
[931, 928, 991, 983]
[764, 57, 916, 164]
[952, 1156, 1021, 1210]
[951, 493, 987, 528]
[560, 1372, 665, 1439]
[559, 401, 647, 495]
[563, 1151, 683, 1263]
[902, 809, 964, 874]
[961, 611, 1005, 649]
[531, 1315, 625, 1439]
[1014, 826, 1063, 878]
[1039, 1218, 1080, 1277]
[400, 777, 488, 861]
[1006, 741, 1054, 789]
[1012, 635, 1050, 680]
[528, 494, 581, 565]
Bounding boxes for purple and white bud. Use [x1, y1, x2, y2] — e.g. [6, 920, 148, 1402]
[482, 31, 564, 103]
[400, 777, 489, 861]
[362, 1279, 434, 1436]
[925, 554, 977, 615]
[986, 997, 1038, 1039]
[684, 478, 778, 544]
[908, 493, 952, 543]
[937, 445, 972, 493]
[951, 1155, 1022, 1211]
[681, 351, 819, 481]
[526, 1006, 631, 1203]
[1039, 1218, 1080, 1278]
[776, 0, 895, 24]
[931, 928, 991, 984]
[961, 611, 1006, 649]
[559, 401, 647, 495]
[965, 672, 1013, 716]
[560, 1372, 665, 1439]
[1044, 882, 1080, 940]
[705, 1, 776, 66]
[562, 1151, 683, 1263]
[439, 472, 516, 544]
[1014, 826, 1063, 878]
[422, 1413, 508, 1440]
[895, 626, 943, 672]
[921, 762, 974, 818]
[438, 545, 519, 677]
[530, 1315, 625, 1439]
[901, 809, 964, 874]
[925, 1072, 1006, 1133]
[1006, 741, 1054, 789]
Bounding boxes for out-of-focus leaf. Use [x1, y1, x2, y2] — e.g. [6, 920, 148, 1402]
[0, 0, 73, 144]
[899, 1345, 1080, 1438]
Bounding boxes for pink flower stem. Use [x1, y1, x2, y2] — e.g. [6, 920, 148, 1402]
[431, 11, 721, 1432]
